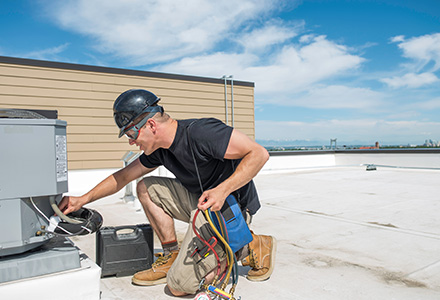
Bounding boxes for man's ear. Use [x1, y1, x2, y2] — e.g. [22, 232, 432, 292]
[147, 118, 157, 132]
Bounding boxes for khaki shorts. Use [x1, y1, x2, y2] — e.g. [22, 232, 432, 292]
[142, 176, 228, 294]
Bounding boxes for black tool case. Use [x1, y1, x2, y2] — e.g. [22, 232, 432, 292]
[96, 224, 154, 277]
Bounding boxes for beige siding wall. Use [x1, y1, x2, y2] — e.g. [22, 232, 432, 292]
[0, 57, 255, 170]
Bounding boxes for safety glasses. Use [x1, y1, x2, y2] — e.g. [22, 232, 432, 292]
[123, 113, 153, 140]
[116, 105, 164, 138]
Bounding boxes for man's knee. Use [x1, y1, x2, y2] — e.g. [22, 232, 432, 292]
[136, 179, 153, 207]
[136, 176, 172, 212]
[166, 267, 199, 295]
[136, 176, 160, 202]
[136, 177, 148, 198]
[167, 284, 187, 297]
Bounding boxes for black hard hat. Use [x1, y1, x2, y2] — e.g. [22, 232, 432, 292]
[113, 89, 162, 138]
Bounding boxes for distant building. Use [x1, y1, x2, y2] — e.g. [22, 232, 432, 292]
[424, 139, 440, 147]
[359, 141, 380, 150]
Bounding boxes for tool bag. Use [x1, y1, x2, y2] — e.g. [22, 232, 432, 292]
[209, 193, 253, 253]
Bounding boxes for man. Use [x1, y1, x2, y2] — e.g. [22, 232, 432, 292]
[59, 89, 276, 296]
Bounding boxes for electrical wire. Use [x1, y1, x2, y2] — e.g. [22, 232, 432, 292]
[209, 211, 229, 284]
[216, 212, 238, 285]
[193, 207, 239, 296]
[192, 209, 222, 280]
[214, 211, 229, 243]
[204, 209, 235, 290]
[209, 210, 236, 292]
[30, 197, 93, 236]
[213, 210, 235, 285]
[30, 197, 73, 235]
[216, 212, 230, 283]
[49, 196, 82, 224]
[216, 210, 239, 287]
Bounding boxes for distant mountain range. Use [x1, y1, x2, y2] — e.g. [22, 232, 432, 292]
[257, 139, 335, 147]
[256, 139, 432, 149]
[256, 139, 394, 148]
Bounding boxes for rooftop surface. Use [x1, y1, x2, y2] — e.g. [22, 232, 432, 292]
[71, 165, 440, 300]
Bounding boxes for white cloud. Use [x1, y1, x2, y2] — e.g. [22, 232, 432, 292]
[256, 119, 440, 144]
[381, 72, 439, 88]
[406, 97, 440, 110]
[238, 20, 303, 52]
[157, 52, 257, 78]
[23, 43, 70, 60]
[241, 35, 365, 95]
[282, 85, 384, 109]
[381, 33, 440, 92]
[158, 34, 365, 100]
[419, 98, 440, 110]
[299, 34, 314, 43]
[281, 35, 362, 75]
[44, 0, 278, 65]
[391, 33, 440, 72]
[390, 35, 405, 43]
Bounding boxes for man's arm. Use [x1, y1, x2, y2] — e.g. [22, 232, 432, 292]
[197, 129, 269, 211]
[59, 158, 156, 215]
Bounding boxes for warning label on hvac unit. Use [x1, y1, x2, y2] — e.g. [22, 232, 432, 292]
[56, 135, 68, 182]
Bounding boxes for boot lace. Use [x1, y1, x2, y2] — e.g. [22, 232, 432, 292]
[249, 249, 260, 269]
[152, 252, 172, 268]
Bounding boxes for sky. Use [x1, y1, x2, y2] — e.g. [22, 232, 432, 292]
[1, 0, 440, 145]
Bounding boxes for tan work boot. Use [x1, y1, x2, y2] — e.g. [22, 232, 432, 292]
[241, 233, 276, 281]
[132, 250, 178, 286]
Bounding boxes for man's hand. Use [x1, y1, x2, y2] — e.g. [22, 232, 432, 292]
[55, 158, 154, 217]
[197, 188, 228, 211]
[58, 195, 88, 216]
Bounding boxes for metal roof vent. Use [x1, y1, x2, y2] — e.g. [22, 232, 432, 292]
[366, 164, 377, 171]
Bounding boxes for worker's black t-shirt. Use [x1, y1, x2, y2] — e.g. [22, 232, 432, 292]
[139, 118, 261, 215]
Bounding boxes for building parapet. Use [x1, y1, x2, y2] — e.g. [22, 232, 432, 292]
[263, 149, 440, 173]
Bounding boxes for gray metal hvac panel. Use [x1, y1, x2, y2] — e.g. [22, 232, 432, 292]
[0, 119, 68, 199]
[0, 196, 55, 256]
[0, 236, 80, 283]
